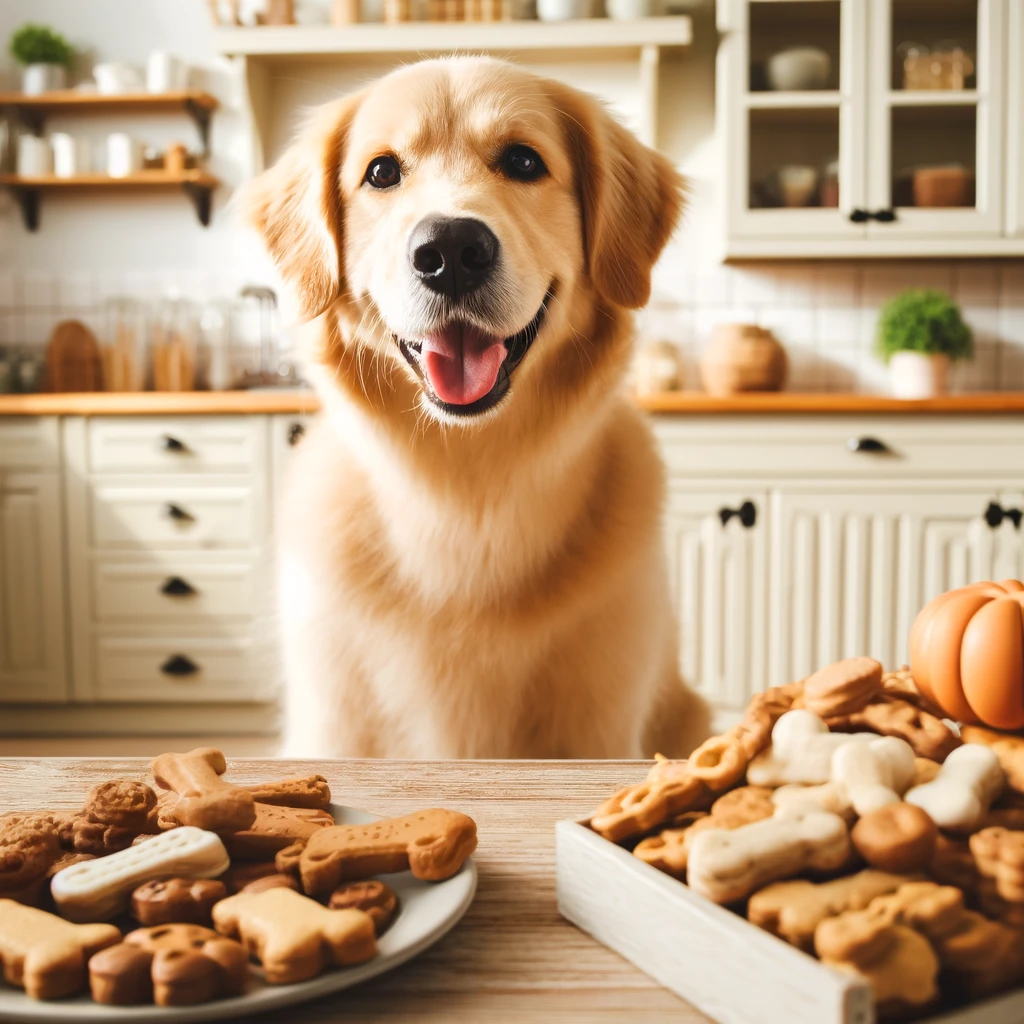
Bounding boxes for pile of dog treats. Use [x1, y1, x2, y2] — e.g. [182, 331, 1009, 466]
[589, 658, 1024, 1019]
[0, 747, 477, 1006]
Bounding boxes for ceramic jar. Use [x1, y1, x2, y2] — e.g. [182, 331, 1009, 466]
[888, 351, 949, 399]
[700, 324, 787, 396]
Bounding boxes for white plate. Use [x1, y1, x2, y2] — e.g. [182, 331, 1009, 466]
[1, 804, 477, 1023]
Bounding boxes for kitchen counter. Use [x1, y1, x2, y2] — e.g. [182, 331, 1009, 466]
[1, 757, 705, 1023]
[1, 390, 1024, 416]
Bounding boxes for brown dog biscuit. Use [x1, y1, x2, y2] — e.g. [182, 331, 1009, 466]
[241, 774, 332, 809]
[633, 814, 719, 879]
[131, 878, 228, 927]
[733, 683, 803, 759]
[709, 786, 775, 828]
[91, 923, 248, 1006]
[961, 725, 1024, 793]
[852, 803, 938, 874]
[977, 877, 1024, 928]
[220, 860, 281, 894]
[804, 657, 884, 718]
[329, 880, 398, 935]
[212, 887, 377, 983]
[590, 774, 711, 842]
[46, 852, 95, 879]
[239, 873, 301, 896]
[151, 747, 256, 833]
[84, 780, 158, 831]
[219, 804, 335, 860]
[827, 697, 961, 762]
[687, 732, 748, 792]
[62, 817, 137, 855]
[929, 833, 980, 891]
[298, 809, 477, 894]
[969, 827, 1024, 902]
[748, 870, 916, 952]
[0, 899, 121, 1000]
[0, 821, 59, 895]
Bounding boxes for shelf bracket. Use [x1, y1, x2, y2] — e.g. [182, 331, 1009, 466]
[182, 182, 213, 227]
[13, 188, 40, 231]
[184, 98, 213, 156]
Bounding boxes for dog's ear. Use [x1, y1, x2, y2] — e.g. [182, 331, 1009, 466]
[548, 81, 684, 309]
[240, 93, 364, 321]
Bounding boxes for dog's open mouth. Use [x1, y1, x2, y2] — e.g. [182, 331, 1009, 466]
[398, 288, 551, 416]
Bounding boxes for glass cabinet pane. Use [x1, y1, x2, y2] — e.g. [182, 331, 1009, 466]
[749, 1, 841, 92]
[891, 0, 978, 91]
[890, 105, 976, 209]
[748, 108, 840, 209]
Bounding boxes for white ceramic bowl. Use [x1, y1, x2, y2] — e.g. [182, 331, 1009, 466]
[765, 47, 831, 91]
[776, 164, 818, 208]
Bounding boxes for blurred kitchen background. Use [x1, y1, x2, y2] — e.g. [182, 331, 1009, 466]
[1, 0, 1022, 755]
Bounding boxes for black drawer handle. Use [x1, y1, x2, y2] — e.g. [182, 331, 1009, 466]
[870, 208, 897, 223]
[287, 422, 306, 447]
[160, 576, 197, 597]
[849, 208, 870, 223]
[847, 436, 892, 454]
[162, 435, 189, 453]
[985, 502, 1023, 530]
[718, 501, 757, 529]
[160, 654, 199, 677]
[164, 502, 195, 523]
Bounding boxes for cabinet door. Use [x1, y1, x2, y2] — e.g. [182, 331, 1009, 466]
[0, 473, 68, 702]
[719, 0, 868, 244]
[1008, 0, 1024, 238]
[770, 486, 1024, 685]
[664, 485, 768, 713]
[865, 0, 1004, 240]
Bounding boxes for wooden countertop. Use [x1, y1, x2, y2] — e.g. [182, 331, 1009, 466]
[1, 390, 1023, 416]
[1, 757, 703, 1023]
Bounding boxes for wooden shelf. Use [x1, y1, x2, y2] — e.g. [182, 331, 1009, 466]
[888, 89, 979, 106]
[213, 16, 692, 57]
[0, 171, 220, 231]
[745, 91, 842, 109]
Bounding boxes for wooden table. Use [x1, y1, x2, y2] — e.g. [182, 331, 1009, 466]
[1, 759, 709, 1023]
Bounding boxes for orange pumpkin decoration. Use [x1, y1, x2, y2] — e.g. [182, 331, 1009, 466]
[910, 579, 1024, 730]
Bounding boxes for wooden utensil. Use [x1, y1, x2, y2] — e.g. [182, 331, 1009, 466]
[47, 320, 103, 393]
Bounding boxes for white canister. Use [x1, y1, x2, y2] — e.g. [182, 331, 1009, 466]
[94, 62, 144, 96]
[537, 0, 591, 19]
[22, 63, 67, 96]
[606, 0, 657, 18]
[146, 52, 188, 94]
[16, 134, 53, 176]
[50, 133, 92, 178]
[106, 133, 144, 178]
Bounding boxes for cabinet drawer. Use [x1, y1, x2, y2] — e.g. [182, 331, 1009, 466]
[90, 485, 257, 549]
[87, 417, 261, 474]
[92, 634, 274, 702]
[92, 561, 260, 622]
[0, 417, 60, 469]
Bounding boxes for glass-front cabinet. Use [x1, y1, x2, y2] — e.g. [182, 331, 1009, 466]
[718, 0, 1022, 257]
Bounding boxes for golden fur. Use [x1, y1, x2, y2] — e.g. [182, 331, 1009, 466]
[245, 57, 709, 758]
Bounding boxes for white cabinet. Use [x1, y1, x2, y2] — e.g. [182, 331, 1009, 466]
[0, 471, 67, 703]
[719, 0, 1023, 257]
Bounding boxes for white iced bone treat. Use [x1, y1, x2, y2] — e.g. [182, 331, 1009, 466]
[747, 710, 874, 787]
[687, 805, 851, 904]
[772, 781, 855, 821]
[904, 743, 1005, 833]
[51, 825, 230, 922]
[830, 736, 917, 817]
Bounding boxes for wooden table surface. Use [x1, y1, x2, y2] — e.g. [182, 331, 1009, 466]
[1, 758, 709, 1023]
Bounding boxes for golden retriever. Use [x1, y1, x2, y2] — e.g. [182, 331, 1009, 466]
[244, 56, 709, 759]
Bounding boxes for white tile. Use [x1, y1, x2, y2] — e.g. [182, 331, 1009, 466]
[859, 308, 881, 351]
[784, 345, 826, 392]
[57, 272, 94, 309]
[693, 306, 743, 344]
[954, 263, 1000, 307]
[816, 308, 861, 347]
[1001, 265, 1024, 309]
[23, 312, 53, 346]
[820, 346, 862, 392]
[689, 266, 733, 307]
[862, 263, 953, 308]
[0, 313, 15, 345]
[95, 273, 130, 304]
[21, 271, 54, 309]
[759, 307, 816, 348]
[768, 265, 816, 307]
[814, 264, 860, 307]
[998, 340, 1024, 389]
[950, 340, 998, 392]
[731, 267, 777, 307]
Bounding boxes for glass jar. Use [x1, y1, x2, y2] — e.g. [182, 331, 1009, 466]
[102, 297, 148, 391]
[150, 296, 199, 392]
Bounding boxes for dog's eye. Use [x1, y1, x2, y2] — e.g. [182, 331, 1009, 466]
[502, 144, 546, 182]
[365, 156, 401, 189]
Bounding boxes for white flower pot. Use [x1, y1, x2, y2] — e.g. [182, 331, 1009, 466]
[889, 351, 950, 400]
[22, 63, 66, 96]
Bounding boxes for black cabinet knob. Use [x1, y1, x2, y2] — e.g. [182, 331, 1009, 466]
[718, 500, 757, 529]
[870, 208, 897, 223]
[847, 436, 892, 454]
[985, 502, 1023, 529]
[287, 422, 306, 447]
[162, 435, 189, 453]
[160, 576, 197, 597]
[164, 502, 194, 523]
[849, 208, 870, 223]
[160, 654, 199, 676]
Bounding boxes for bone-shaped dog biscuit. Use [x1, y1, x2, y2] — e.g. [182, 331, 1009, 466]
[970, 827, 1024, 903]
[151, 747, 256, 833]
[0, 900, 121, 1000]
[298, 809, 477, 894]
[51, 826, 230, 922]
[905, 743, 1005, 833]
[747, 710, 873, 787]
[212, 886, 376, 983]
[831, 736, 916, 816]
[241, 774, 332, 809]
[686, 806, 851, 904]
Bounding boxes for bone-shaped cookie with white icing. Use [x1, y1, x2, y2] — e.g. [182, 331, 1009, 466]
[831, 735, 917, 817]
[686, 806, 852, 904]
[904, 744, 1005, 834]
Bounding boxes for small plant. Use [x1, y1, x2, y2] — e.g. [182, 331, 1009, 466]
[875, 288, 974, 364]
[9, 23, 74, 67]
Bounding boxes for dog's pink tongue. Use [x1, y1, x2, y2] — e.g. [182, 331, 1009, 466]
[421, 324, 506, 406]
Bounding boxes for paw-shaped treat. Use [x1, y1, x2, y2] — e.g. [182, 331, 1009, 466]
[851, 803, 938, 874]
[0, 900, 120, 1000]
[905, 743, 1005, 833]
[151, 747, 256, 833]
[297, 809, 477, 893]
[969, 827, 1024, 903]
[131, 878, 228, 926]
[212, 886, 377, 983]
[329, 880, 398, 935]
[89, 923, 248, 1006]
[804, 657, 883, 718]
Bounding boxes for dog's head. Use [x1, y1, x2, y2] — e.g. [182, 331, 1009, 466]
[245, 57, 682, 423]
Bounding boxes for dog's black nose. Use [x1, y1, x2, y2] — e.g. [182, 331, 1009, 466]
[409, 215, 498, 299]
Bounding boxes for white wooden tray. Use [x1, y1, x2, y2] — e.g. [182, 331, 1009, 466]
[556, 818, 1024, 1024]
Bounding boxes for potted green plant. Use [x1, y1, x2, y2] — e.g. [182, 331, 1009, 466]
[9, 23, 74, 96]
[875, 288, 973, 399]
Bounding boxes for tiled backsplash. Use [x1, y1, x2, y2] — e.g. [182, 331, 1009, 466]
[2, 262, 1022, 392]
